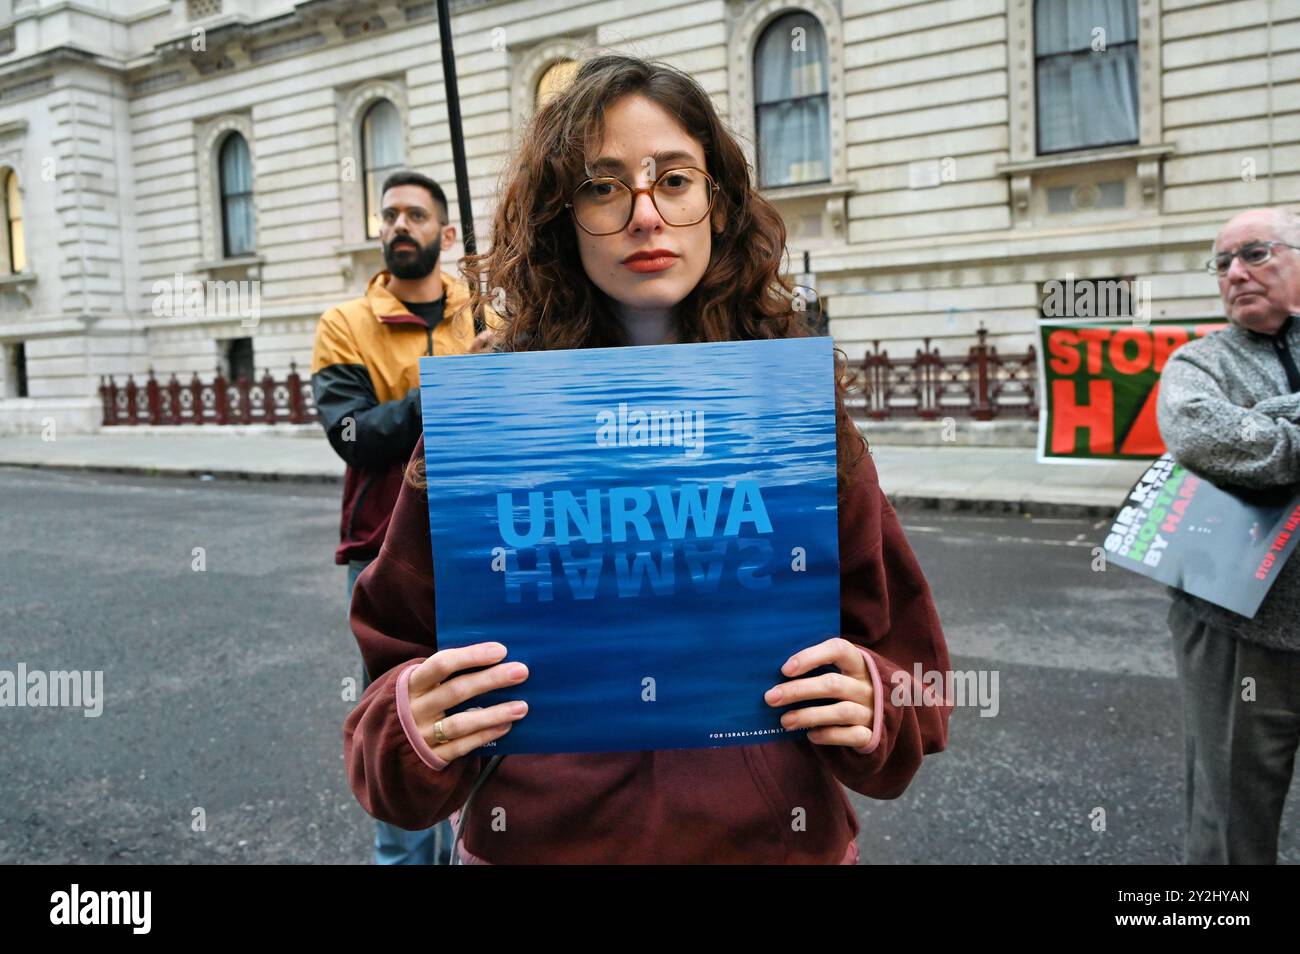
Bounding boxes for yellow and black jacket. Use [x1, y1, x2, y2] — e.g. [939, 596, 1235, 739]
[310, 269, 498, 565]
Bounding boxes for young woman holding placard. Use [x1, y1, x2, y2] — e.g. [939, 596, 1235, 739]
[343, 54, 951, 864]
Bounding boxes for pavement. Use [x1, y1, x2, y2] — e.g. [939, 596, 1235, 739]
[0, 430, 345, 484]
[0, 429, 1151, 516]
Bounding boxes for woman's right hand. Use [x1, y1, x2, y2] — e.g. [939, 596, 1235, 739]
[406, 642, 529, 762]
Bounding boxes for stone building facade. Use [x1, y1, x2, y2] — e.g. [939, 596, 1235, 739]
[0, 0, 1296, 433]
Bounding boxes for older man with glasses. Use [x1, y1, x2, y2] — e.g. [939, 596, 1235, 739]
[1156, 207, 1300, 864]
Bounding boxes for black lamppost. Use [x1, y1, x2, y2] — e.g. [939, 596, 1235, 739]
[436, 0, 482, 329]
[793, 250, 827, 335]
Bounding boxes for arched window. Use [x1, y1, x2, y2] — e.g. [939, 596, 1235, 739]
[535, 59, 578, 109]
[4, 168, 24, 273]
[754, 11, 829, 187]
[218, 132, 254, 257]
[361, 99, 405, 239]
[1035, 0, 1139, 154]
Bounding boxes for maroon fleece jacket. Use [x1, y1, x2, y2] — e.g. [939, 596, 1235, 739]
[343, 437, 952, 863]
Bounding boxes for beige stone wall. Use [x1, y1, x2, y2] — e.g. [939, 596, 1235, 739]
[1, 0, 1298, 433]
[827, 0, 1300, 365]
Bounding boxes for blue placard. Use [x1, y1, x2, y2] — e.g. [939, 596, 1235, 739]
[418, 337, 840, 755]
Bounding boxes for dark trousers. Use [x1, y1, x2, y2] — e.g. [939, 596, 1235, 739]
[1169, 599, 1300, 864]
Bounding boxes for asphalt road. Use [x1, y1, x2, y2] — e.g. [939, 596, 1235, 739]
[1, 466, 1296, 864]
[861, 505, 1299, 864]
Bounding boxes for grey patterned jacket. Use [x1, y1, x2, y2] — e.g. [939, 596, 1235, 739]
[1156, 315, 1300, 652]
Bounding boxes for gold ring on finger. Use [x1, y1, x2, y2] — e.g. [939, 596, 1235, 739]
[434, 719, 450, 745]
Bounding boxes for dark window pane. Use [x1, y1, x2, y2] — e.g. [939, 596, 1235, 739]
[218, 134, 255, 257]
[755, 11, 828, 105]
[13, 341, 27, 398]
[754, 11, 831, 188]
[757, 98, 830, 187]
[1037, 42, 1139, 153]
[226, 337, 254, 383]
[1035, 0, 1138, 56]
[362, 100, 405, 237]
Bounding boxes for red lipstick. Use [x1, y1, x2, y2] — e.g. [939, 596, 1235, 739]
[622, 248, 679, 273]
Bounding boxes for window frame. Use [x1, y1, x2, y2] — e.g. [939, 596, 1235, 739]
[217, 132, 255, 258]
[194, 114, 258, 267]
[511, 39, 590, 129]
[1032, 0, 1140, 156]
[360, 98, 407, 240]
[752, 10, 832, 189]
[335, 81, 410, 254]
[727, 0, 848, 196]
[534, 59, 579, 111]
[222, 336, 255, 385]
[4, 340, 27, 399]
[2, 166, 23, 274]
[1000, 0, 1168, 226]
[1007, 0, 1162, 165]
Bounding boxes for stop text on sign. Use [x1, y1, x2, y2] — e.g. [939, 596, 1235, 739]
[1041, 320, 1226, 458]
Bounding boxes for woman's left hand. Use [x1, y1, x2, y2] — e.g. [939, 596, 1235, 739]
[764, 637, 874, 749]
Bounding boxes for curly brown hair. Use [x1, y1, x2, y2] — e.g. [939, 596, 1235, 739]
[408, 53, 866, 492]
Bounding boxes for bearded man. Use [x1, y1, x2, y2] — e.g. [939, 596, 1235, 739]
[311, 170, 494, 864]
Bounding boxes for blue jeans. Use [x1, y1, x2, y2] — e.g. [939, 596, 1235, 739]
[349, 558, 452, 865]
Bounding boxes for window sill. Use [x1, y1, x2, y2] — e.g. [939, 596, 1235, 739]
[0, 270, 36, 309]
[336, 242, 385, 291]
[995, 144, 1175, 177]
[760, 181, 855, 245]
[193, 256, 265, 285]
[336, 241, 383, 256]
[194, 255, 264, 272]
[999, 145, 1176, 223]
[760, 180, 855, 202]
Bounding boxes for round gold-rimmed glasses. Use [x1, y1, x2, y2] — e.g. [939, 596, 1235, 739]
[565, 166, 717, 236]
